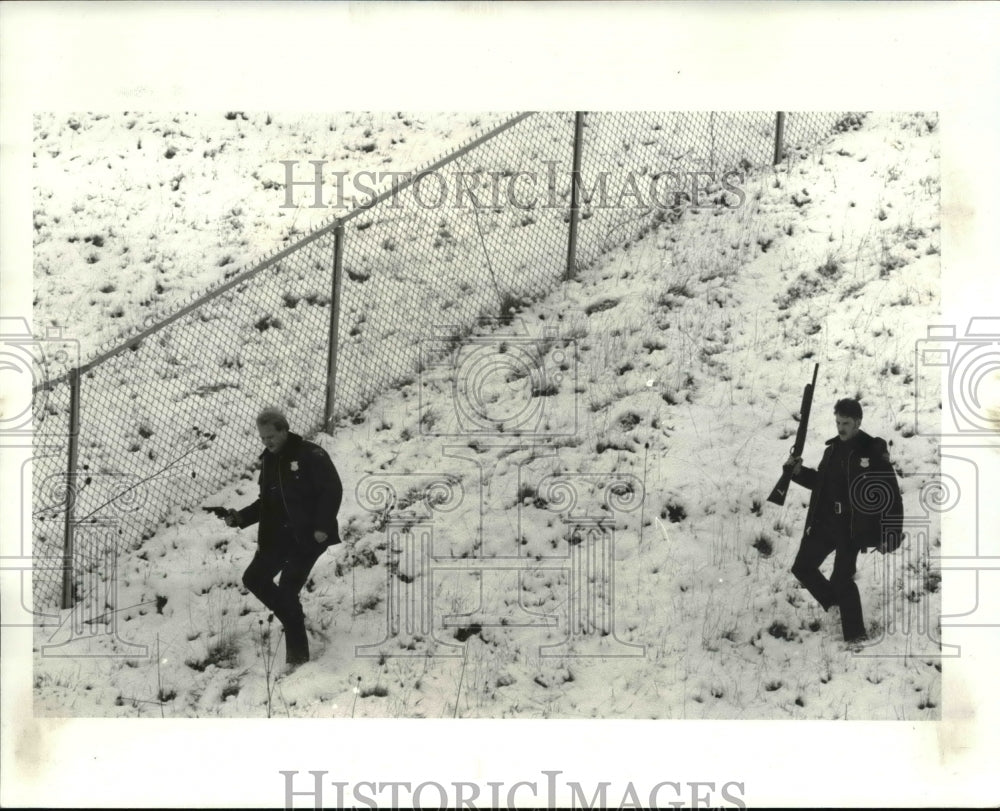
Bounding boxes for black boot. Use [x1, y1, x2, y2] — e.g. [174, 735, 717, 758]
[284, 618, 309, 666]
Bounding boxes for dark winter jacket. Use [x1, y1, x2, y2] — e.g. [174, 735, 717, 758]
[791, 430, 904, 552]
[235, 433, 343, 555]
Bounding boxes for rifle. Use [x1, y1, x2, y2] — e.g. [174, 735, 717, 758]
[767, 363, 819, 506]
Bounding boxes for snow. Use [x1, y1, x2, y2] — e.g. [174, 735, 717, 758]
[32, 111, 509, 357]
[31, 111, 945, 721]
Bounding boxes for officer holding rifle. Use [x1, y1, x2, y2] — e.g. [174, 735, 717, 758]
[783, 397, 903, 649]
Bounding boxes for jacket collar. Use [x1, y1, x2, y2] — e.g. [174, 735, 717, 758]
[824, 429, 873, 448]
[259, 431, 304, 460]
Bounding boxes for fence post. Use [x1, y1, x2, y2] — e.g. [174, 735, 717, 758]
[61, 368, 81, 609]
[565, 111, 586, 281]
[773, 112, 786, 165]
[324, 220, 345, 431]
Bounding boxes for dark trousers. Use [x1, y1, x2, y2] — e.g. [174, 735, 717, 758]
[242, 542, 325, 664]
[791, 520, 866, 641]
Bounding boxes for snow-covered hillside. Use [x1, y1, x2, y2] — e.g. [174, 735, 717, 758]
[32, 112, 942, 720]
[32, 111, 509, 359]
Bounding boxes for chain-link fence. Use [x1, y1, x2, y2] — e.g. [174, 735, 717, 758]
[31, 111, 863, 609]
[333, 112, 577, 419]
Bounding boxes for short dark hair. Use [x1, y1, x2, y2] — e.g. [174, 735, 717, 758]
[256, 407, 289, 432]
[834, 398, 863, 420]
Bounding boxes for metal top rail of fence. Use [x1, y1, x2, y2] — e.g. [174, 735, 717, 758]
[31, 111, 860, 609]
[34, 113, 537, 394]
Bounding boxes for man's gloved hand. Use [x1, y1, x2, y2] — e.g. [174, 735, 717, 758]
[783, 454, 803, 476]
[314, 530, 328, 544]
[224, 509, 240, 528]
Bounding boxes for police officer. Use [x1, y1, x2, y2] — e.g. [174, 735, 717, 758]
[785, 398, 903, 647]
[226, 408, 343, 670]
